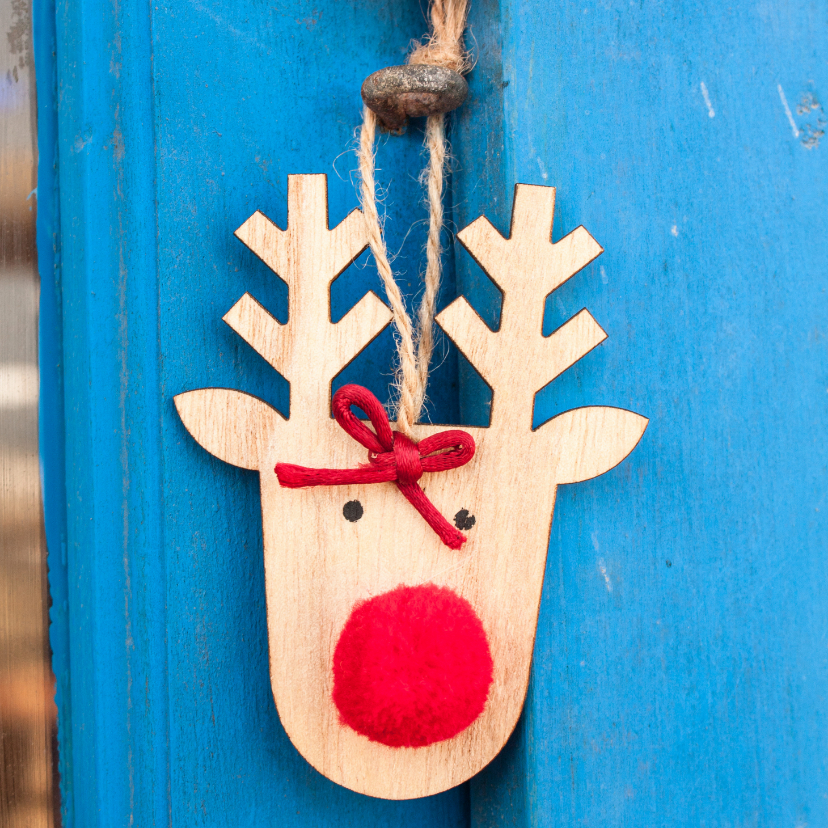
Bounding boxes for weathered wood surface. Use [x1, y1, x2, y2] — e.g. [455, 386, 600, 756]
[37, 0, 828, 823]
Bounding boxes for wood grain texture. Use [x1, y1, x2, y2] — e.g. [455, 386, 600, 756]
[175, 388, 284, 471]
[226, 177, 392, 421]
[177, 175, 647, 798]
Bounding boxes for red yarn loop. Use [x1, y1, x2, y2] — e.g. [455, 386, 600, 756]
[275, 384, 475, 549]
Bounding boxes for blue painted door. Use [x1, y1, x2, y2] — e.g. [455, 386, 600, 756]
[36, 0, 828, 825]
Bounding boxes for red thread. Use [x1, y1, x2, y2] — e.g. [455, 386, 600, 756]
[275, 384, 475, 549]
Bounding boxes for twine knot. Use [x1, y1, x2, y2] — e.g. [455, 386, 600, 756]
[275, 384, 475, 549]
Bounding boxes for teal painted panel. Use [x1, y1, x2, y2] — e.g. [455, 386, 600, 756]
[37, 0, 469, 824]
[153, 3, 465, 823]
[465, 1, 828, 826]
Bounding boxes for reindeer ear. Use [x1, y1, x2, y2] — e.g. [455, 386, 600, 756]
[175, 388, 284, 471]
[543, 406, 648, 484]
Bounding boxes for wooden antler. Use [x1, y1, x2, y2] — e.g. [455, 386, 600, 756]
[437, 184, 606, 429]
[226, 174, 392, 420]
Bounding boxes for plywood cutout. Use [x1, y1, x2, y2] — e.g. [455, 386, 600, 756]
[175, 174, 648, 799]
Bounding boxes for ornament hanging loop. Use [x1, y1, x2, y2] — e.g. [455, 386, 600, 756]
[361, 64, 468, 133]
[358, 0, 470, 436]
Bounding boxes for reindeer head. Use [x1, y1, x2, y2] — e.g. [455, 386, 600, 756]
[175, 174, 647, 799]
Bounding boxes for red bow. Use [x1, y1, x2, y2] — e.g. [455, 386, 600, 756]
[275, 384, 476, 549]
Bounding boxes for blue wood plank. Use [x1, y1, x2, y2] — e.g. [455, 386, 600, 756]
[42, 0, 171, 822]
[37, 0, 478, 823]
[467, 1, 828, 826]
[153, 2, 471, 823]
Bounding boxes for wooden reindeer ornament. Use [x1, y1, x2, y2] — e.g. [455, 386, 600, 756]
[175, 174, 647, 799]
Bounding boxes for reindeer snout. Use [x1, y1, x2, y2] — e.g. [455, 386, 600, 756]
[332, 583, 494, 748]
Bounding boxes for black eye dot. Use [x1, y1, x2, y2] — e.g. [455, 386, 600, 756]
[454, 509, 476, 531]
[343, 500, 363, 522]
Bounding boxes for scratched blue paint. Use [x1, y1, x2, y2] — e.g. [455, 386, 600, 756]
[36, 0, 828, 824]
[461, 2, 828, 827]
[37, 0, 470, 823]
[32, 0, 73, 817]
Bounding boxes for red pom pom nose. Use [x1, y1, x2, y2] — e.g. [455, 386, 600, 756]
[332, 584, 494, 748]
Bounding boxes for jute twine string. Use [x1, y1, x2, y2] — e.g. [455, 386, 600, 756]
[358, 0, 469, 436]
